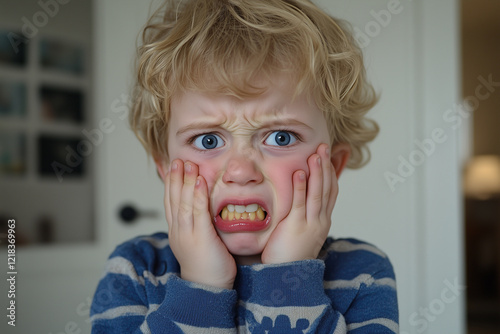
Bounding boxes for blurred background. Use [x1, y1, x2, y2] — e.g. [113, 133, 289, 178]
[0, 0, 498, 333]
[0, 0, 92, 246]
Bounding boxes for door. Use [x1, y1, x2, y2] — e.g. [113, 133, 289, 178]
[1, 1, 463, 333]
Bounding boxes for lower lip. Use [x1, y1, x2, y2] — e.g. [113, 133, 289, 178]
[214, 214, 270, 233]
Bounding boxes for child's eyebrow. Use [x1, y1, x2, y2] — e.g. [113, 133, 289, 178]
[256, 118, 313, 130]
[175, 118, 313, 136]
[176, 121, 225, 136]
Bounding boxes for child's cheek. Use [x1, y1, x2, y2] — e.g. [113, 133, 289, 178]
[196, 161, 221, 194]
[264, 156, 310, 214]
[170, 152, 220, 192]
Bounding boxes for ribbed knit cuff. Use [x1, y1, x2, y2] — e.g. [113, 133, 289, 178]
[247, 260, 329, 307]
[150, 274, 237, 329]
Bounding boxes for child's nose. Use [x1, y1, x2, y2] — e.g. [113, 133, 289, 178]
[222, 153, 264, 186]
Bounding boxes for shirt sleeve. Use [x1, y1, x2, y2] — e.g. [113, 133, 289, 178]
[237, 259, 348, 333]
[89, 235, 238, 334]
[238, 239, 398, 333]
[323, 238, 399, 333]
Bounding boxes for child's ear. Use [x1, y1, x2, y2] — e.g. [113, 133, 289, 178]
[154, 157, 169, 181]
[330, 143, 351, 178]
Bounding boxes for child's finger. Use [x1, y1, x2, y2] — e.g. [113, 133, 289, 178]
[192, 175, 212, 232]
[305, 153, 323, 223]
[320, 144, 334, 216]
[164, 168, 173, 231]
[177, 161, 198, 230]
[327, 167, 339, 216]
[290, 170, 307, 220]
[169, 159, 184, 226]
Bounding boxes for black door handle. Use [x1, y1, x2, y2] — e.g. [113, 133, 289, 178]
[118, 204, 159, 224]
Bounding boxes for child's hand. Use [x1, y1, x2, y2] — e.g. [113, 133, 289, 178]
[261, 144, 337, 264]
[164, 159, 237, 289]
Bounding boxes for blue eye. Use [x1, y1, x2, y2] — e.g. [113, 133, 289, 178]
[265, 131, 297, 146]
[193, 133, 224, 150]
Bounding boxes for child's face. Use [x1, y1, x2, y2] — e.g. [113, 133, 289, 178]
[165, 77, 333, 260]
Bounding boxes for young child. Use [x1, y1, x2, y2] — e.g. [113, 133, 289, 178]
[90, 0, 398, 332]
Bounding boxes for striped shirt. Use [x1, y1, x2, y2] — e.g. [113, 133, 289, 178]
[90, 233, 398, 333]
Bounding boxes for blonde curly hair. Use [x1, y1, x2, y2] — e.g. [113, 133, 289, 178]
[130, 0, 379, 168]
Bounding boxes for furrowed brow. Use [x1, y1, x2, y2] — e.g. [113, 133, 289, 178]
[176, 117, 313, 136]
[258, 118, 313, 130]
[176, 121, 223, 136]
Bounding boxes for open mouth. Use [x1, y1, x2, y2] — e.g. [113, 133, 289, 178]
[214, 200, 271, 233]
[219, 204, 268, 221]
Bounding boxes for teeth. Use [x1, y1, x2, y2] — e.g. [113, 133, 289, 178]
[221, 207, 228, 220]
[256, 207, 265, 220]
[227, 203, 260, 213]
[234, 204, 259, 213]
[245, 204, 258, 212]
[219, 204, 266, 221]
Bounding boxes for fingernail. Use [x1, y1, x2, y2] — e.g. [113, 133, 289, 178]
[172, 162, 177, 170]
[185, 162, 192, 172]
[195, 177, 200, 187]
[325, 145, 330, 157]
[317, 156, 321, 166]
[299, 171, 306, 180]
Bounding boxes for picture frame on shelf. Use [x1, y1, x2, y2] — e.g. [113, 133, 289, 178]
[37, 134, 85, 178]
[0, 80, 27, 118]
[39, 85, 84, 124]
[0, 30, 27, 67]
[39, 38, 84, 75]
[0, 131, 26, 176]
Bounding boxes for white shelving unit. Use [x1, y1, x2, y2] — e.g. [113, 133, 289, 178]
[0, 2, 94, 245]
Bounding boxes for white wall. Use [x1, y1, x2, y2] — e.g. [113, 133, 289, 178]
[318, 1, 464, 333]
